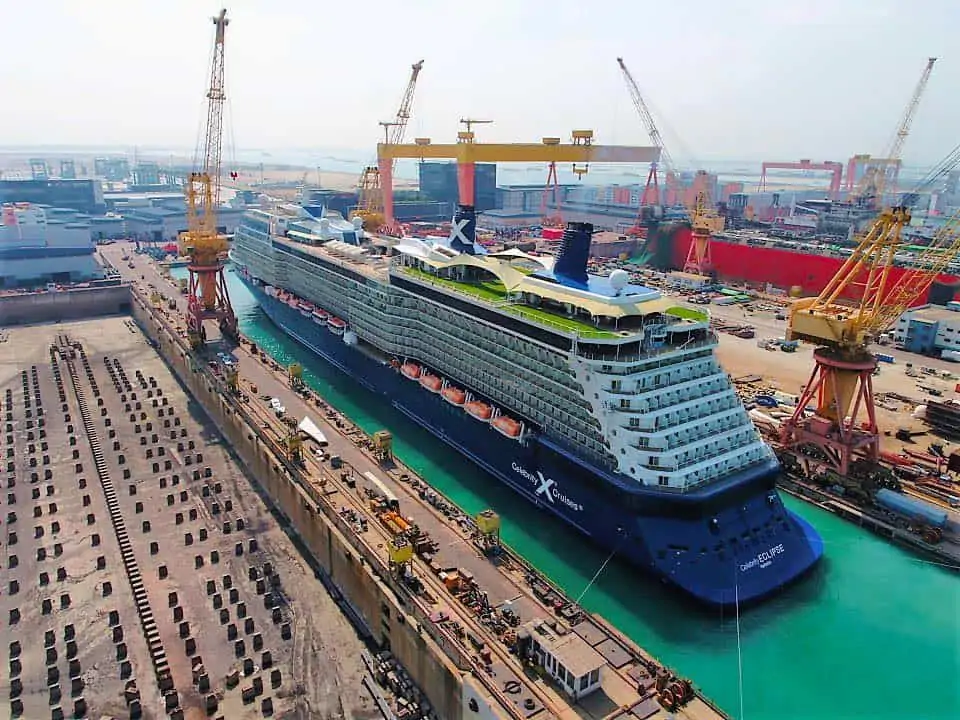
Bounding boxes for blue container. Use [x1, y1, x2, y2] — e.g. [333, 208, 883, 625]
[875, 489, 948, 528]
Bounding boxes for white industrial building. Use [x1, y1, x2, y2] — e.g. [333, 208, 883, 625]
[0, 203, 103, 288]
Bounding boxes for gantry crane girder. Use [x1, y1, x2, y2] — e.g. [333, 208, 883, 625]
[759, 160, 844, 199]
[376, 135, 660, 229]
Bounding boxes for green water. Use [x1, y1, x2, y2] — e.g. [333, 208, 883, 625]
[184, 267, 960, 719]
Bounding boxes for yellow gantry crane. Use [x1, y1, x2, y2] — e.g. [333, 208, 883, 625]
[616, 57, 723, 273]
[782, 184, 960, 475]
[851, 57, 937, 208]
[179, 8, 237, 349]
[353, 60, 425, 232]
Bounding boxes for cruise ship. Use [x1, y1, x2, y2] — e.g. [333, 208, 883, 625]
[230, 201, 824, 606]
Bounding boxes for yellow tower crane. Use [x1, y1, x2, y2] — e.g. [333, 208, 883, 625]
[353, 60, 425, 233]
[851, 57, 937, 208]
[616, 57, 723, 273]
[179, 8, 237, 349]
[782, 146, 960, 475]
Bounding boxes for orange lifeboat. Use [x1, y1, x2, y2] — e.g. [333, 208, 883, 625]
[465, 399, 493, 423]
[401, 362, 422, 380]
[492, 415, 524, 440]
[420, 373, 442, 393]
[441, 385, 466, 406]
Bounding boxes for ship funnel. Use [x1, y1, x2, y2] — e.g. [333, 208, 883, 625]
[553, 222, 593, 284]
[449, 204, 477, 254]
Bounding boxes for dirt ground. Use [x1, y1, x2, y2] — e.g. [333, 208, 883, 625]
[0, 318, 376, 720]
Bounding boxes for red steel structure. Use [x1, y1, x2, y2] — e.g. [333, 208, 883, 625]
[758, 160, 843, 199]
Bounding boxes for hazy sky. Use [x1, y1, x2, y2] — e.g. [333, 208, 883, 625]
[4, 0, 958, 165]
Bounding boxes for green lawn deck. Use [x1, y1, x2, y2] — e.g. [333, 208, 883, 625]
[401, 266, 622, 338]
[665, 306, 709, 322]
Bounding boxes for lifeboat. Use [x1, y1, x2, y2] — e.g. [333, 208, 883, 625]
[264, 285, 277, 298]
[465, 399, 493, 423]
[492, 415, 524, 440]
[441, 385, 466, 406]
[285, 296, 299, 309]
[311, 309, 327, 324]
[401, 362, 422, 380]
[420, 373, 443, 393]
[328, 317, 347, 335]
[298, 301, 313, 318]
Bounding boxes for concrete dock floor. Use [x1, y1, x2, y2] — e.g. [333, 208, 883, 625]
[0, 318, 376, 720]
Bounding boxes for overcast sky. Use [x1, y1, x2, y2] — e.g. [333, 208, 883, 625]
[3, 0, 957, 165]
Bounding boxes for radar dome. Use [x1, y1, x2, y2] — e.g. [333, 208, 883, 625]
[609, 269, 629, 294]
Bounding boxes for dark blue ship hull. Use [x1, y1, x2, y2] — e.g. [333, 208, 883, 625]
[241, 276, 823, 606]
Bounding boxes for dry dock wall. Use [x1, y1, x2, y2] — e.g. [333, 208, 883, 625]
[130, 294, 506, 720]
[0, 284, 132, 325]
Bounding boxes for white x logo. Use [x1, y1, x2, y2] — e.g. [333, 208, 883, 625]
[534, 472, 555, 503]
[450, 217, 471, 247]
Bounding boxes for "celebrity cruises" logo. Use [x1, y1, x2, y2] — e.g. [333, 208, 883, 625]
[512, 462, 583, 512]
[739, 543, 786, 573]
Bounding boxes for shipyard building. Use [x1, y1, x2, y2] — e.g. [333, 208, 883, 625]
[0, 203, 103, 288]
[894, 303, 960, 355]
[419, 161, 497, 211]
[0, 178, 106, 215]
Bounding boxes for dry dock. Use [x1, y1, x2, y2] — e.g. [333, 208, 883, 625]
[0, 318, 375, 719]
[101, 241, 730, 719]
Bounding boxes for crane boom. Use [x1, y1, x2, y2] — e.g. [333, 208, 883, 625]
[354, 61, 425, 231]
[615, 57, 676, 174]
[781, 141, 960, 475]
[853, 57, 937, 204]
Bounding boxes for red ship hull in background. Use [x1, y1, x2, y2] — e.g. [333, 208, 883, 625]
[665, 226, 959, 306]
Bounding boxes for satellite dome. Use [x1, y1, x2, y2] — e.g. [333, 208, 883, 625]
[610, 269, 629, 294]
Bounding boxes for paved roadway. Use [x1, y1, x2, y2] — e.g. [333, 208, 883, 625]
[102, 241, 726, 720]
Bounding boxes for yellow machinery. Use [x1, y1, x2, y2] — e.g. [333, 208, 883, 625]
[388, 537, 414, 578]
[352, 60, 425, 233]
[179, 8, 238, 349]
[371, 430, 393, 462]
[284, 429, 303, 464]
[224, 365, 239, 394]
[616, 56, 723, 273]
[475, 509, 502, 555]
[782, 200, 960, 474]
[850, 58, 937, 208]
[287, 362, 304, 389]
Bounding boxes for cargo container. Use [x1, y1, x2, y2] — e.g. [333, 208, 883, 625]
[874, 488, 948, 528]
[873, 353, 895, 364]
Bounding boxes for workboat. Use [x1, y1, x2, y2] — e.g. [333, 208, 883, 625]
[231, 201, 823, 606]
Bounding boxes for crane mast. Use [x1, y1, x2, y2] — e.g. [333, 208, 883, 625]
[354, 60, 424, 232]
[852, 57, 937, 207]
[180, 8, 237, 349]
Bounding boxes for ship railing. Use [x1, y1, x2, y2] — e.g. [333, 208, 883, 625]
[576, 334, 718, 364]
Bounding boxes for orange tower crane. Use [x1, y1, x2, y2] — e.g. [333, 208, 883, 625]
[781, 153, 960, 475]
[178, 8, 237, 349]
[353, 60, 425, 233]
